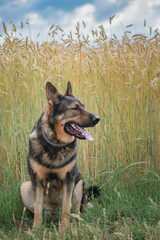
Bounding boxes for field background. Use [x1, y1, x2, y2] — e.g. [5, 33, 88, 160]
[1, 22, 160, 239]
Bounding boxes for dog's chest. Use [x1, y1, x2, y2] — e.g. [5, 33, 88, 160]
[30, 157, 76, 183]
[42, 172, 63, 192]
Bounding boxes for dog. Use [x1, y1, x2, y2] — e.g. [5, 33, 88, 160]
[20, 81, 100, 228]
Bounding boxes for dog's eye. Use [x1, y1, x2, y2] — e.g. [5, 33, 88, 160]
[71, 105, 79, 110]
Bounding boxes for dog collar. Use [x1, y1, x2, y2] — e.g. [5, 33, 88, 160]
[41, 128, 74, 148]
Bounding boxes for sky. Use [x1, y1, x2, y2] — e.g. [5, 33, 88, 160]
[0, 0, 160, 43]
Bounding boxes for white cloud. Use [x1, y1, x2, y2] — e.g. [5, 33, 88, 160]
[60, 4, 95, 34]
[116, 0, 149, 23]
[147, 0, 160, 7]
[55, 0, 160, 39]
[19, 4, 96, 43]
[21, 13, 50, 42]
[4, 0, 159, 43]
[99, 0, 160, 38]
[153, 17, 160, 29]
[26, 13, 47, 26]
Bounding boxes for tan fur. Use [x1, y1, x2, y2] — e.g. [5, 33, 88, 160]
[30, 158, 50, 180]
[53, 159, 76, 179]
[42, 105, 53, 123]
[54, 122, 75, 143]
[33, 186, 43, 227]
[45, 183, 63, 210]
[30, 157, 76, 181]
[31, 140, 44, 154]
[61, 181, 74, 226]
[41, 106, 56, 140]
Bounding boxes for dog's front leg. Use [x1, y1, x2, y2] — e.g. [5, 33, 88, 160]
[61, 179, 74, 227]
[33, 185, 44, 227]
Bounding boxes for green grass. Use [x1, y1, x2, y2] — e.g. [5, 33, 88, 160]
[0, 171, 160, 239]
[1, 21, 160, 239]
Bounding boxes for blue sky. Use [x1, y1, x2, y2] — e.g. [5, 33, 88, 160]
[0, 0, 160, 42]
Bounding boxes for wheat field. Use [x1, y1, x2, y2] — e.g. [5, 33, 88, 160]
[0, 22, 160, 239]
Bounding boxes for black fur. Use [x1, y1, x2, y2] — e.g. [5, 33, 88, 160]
[87, 186, 100, 199]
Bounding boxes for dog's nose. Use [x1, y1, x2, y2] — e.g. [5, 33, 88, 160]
[92, 115, 100, 125]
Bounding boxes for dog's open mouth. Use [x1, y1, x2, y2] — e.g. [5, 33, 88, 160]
[65, 123, 93, 141]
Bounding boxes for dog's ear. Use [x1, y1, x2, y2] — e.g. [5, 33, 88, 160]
[46, 82, 60, 105]
[65, 81, 73, 96]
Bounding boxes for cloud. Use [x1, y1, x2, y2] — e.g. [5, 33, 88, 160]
[90, 0, 160, 40]
[1, 0, 160, 43]
[0, 0, 36, 8]
[54, 0, 160, 40]
[18, 4, 96, 43]
[60, 4, 95, 33]
[26, 12, 47, 26]
[147, 0, 160, 7]
[20, 12, 50, 42]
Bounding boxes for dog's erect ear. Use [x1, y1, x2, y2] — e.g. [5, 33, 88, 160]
[46, 82, 60, 105]
[65, 81, 73, 96]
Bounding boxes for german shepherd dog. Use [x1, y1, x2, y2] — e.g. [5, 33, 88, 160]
[20, 81, 100, 228]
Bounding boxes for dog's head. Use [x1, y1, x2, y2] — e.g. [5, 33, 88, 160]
[45, 81, 100, 143]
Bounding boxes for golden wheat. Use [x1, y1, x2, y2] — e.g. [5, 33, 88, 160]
[1, 22, 160, 186]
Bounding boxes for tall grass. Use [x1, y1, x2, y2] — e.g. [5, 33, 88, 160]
[1, 22, 160, 186]
[1, 21, 160, 239]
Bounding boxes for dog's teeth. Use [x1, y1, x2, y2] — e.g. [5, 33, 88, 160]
[71, 124, 77, 130]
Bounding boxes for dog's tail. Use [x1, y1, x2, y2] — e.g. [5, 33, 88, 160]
[80, 185, 100, 213]
[86, 185, 100, 199]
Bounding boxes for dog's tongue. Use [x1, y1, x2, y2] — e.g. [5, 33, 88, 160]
[77, 125, 94, 141]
